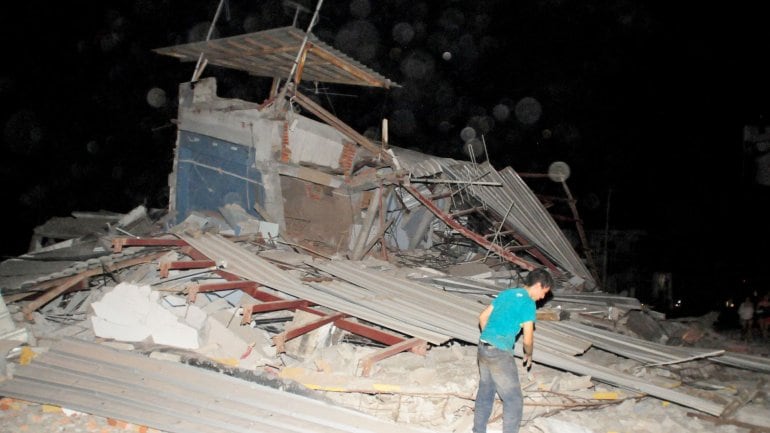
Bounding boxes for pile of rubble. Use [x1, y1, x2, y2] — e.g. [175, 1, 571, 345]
[1, 205, 768, 433]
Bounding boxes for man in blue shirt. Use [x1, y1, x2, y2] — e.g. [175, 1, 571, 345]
[473, 268, 553, 433]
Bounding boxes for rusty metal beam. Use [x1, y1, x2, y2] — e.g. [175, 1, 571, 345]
[484, 229, 516, 238]
[128, 236, 423, 356]
[334, 320, 407, 347]
[21, 251, 167, 321]
[112, 237, 187, 252]
[273, 312, 347, 353]
[560, 180, 601, 284]
[241, 300, 311, 324]
[360, 338, 428, 377]
[292, 91, 391, 162]
[403, 184, 538, 271]
[159, 260, 217, 278]
[449, 206, 484, 218]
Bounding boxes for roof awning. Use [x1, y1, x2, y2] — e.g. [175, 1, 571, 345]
[154, 26, 397, 88]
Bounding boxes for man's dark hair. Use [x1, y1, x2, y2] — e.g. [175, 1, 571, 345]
[525, 268, 554, 289]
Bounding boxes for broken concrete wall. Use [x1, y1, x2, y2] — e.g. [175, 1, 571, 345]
[281, 176, 356, 252]
[171, 78, 455, 259]
[168, 78, 384, 255]
[169, 78, 285, 229]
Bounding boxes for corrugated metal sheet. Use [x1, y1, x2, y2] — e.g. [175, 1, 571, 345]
[440, 160, 596, 288]
[389, 147, 453, 178]
[0, 338, 435, 433]
[535, 345, 724, 416]
[548, 320, 770, 374]
[179, 233, 451, 344]
[305, 260, 591, 356]
[306, 259, 483, 344]
[551, 292, 643, 310]
[154, 27, 396, 88]
[177, 234, 725, 415]
[0, 248, 163, 296]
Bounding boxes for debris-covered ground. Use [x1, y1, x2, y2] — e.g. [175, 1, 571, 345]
[1, 309, 769, 433]
[1, 208, 768, 433]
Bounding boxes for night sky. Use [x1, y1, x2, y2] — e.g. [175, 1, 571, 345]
[2, 0, 769, 307]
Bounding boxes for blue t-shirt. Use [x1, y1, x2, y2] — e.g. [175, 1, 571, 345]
[479, 288, 536, 353]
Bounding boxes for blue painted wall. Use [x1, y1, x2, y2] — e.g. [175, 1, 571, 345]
[175, 131, 265, 223]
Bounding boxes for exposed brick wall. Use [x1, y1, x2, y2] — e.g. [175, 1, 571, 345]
[280, 121, 291, 163]
[338, 141, 357, 175]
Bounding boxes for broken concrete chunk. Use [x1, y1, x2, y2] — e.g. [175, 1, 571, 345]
[284, 310, 344, 359]
[626, 310, 668, 343]
[170, 211, 233, 235]
[161, 294, 208, 330]
[533, 417, 596, 433]
[219, 203, 279, 239]
[90, 283, 199, 349]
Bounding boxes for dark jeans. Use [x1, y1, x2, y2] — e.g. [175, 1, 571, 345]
[473, 343, 523, 433]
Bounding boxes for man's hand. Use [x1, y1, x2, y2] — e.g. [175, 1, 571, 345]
[522, 354, 532, 369]
[521, 321, 534, 370]
[522, 336, 533, 370]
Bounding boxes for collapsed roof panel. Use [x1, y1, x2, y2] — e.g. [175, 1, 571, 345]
[439, 160, 597, 288]
[154, 26, 397, 88]
[179, 232, 453, 345]
[172, 233, 725, 415]
[0, 338, 436, 433]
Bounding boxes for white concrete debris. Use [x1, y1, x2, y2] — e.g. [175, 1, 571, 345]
[90, 282, 200, 349]
[0, 293, 29, 342]
[196, 308, 276, 367]
[533, 418, 597, 433]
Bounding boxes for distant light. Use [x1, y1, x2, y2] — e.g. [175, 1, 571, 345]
[442, 51, 452, 61]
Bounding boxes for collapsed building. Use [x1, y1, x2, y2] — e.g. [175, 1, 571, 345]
[1, 17, 769, 433]
[153, 25, 598, 292]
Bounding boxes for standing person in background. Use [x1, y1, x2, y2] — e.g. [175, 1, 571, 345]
[756, 293, 770, 339]
[473, 268, 553, 433]
[738, 296, 755, 341]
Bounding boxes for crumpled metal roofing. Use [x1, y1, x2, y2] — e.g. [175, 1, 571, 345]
[389, 146, 454, 178]
[177, 234, 724, 415]
[0, 338, 436, 433]
[306, 258, 483, 343]
[439, 160, 596, 288]
[154, 26, 397, 88]
[179, 233, 452, 344]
